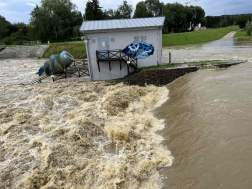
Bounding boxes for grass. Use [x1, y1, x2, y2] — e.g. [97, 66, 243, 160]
[42, 41, 86, 59]
[187, 60, 230, 66]
[234, 30, 252, 38]
[137, 60, 236, 71]
[162, 26, 239, 46]
[140, 63, 177, 71]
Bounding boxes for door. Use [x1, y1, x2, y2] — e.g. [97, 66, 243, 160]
[98, 38, 109, 59]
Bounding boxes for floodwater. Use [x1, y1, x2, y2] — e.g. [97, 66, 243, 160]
[0, 59, 173, 188]
[162, 38, 252, 63]
[1, 37, 252, 188]
[156, 62, 252, 189]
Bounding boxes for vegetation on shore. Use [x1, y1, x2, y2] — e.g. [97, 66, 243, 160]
[234, 31, 251, 38]
[162, 26, 239, 46]
[138, 60, 235, 71]
[42, 41, 86, 59]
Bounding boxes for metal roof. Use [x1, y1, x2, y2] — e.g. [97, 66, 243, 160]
[80, 17, 165, 32]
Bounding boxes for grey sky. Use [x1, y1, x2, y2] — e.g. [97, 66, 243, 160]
[0, 0, 251, 24]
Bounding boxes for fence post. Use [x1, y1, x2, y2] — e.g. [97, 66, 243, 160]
[169, 52, 171, 64]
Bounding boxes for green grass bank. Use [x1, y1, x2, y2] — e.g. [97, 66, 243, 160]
[42, 41, 86, 59]
[162, 26, 239, 46]
[139, 60, 234, 71]
[234, 30, 252, 38]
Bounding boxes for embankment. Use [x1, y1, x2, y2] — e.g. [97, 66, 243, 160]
[0, 45, 49, 59]
[162, 26, 239, 46]
[124, 67, 199, 86]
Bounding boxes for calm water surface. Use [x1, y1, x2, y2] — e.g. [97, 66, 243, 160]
[156, 62, 252, 189]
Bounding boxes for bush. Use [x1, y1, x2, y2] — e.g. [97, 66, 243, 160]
[245, 20, 252, 37]
[3, 37, 14, 45]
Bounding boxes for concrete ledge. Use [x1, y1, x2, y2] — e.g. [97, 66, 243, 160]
[124, 67, 199, 86]
[0, 45, 49, 59]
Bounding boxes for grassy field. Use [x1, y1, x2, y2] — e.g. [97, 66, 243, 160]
[42, 41, 86, 59]
[162, 26, 239, 46]
[234, 30, 252, 38]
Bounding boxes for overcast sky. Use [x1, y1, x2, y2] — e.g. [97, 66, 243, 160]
[0, 0, 252, 24]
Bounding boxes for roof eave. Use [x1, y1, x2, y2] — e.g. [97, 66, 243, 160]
[80, 26, 162, 34]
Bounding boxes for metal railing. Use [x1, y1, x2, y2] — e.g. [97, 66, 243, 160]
[96, 49, 138, 74]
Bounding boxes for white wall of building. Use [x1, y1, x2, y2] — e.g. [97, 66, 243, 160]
[85, 27, 162, 80]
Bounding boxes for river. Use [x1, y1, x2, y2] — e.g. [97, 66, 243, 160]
[156, 62, 252, 189]
[0, 37, 252, 188]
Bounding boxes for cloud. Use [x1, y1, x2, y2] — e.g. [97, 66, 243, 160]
[26, 3, 36, 7]
[0, 2, 6, 7]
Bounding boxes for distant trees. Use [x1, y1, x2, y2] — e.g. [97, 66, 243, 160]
[163, 3, 205, 33]
[144, 0, 163, 17]
[236, 14, 252, 28]
[84, 0, 103, 20]
[116, 1, 133, 19]
[30, 0, 83, 42]
[133, 0, 161, 18]
[0, 15, 32, 44]
[4, 0, 251, 45]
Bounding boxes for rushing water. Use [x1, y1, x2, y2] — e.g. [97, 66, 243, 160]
[156, 62, 252, 189]
[0, 59, 173, 188]
[1, 37, 252, 188]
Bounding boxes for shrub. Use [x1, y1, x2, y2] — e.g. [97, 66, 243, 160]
[245, 20, 252, 37]
[3, 37, 14, 45]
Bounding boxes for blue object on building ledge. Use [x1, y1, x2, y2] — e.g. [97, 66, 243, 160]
[123, 41, 154, 59]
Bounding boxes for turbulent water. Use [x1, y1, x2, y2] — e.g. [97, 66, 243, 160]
[1, 38, 252, 188]
[0, 59, 173, 188]
[156, 62, 252, 189]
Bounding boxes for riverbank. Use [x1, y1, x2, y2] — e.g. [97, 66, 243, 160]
[41, 41, 86, 59]
[234, 30, 252, 38]
[162, 26, 239, 46]
[0, 45, 48, 59]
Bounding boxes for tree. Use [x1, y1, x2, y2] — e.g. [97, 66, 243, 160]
[30, 0, 83, 42]
[145, 0, 163, 17]
[245, 20, 252, 36]
[84, 0, 103, 20]
[191, 6, 205, 27]
[0, 15, 17, 40]
[133, 1, 152, 18]
[236, 14, 252, 28]
[164, 3, 188, 33]
[117, 1, 133, 19]
[103, 9, 116, 19]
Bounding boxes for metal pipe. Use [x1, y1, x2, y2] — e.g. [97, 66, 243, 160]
[82, 32, 92, 80]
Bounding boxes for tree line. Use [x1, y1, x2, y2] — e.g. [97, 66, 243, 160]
[206, 14, 252, 28]
[0, 0, 252, 45]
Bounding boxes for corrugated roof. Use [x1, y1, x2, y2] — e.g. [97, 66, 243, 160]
[80, 17, 165, 32]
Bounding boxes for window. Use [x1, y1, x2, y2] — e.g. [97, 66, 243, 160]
[110, 38, 115, 42]
[91, 39, 96, 43]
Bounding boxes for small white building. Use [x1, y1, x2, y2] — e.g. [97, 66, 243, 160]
[80, 17, 165, 80]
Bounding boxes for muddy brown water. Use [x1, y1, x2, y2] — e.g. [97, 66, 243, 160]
[162, 38, 252, 63]
[156, 62, 252, 189]
[1, 38, 252, 188]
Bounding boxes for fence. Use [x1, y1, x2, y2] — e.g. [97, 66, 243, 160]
[22, 41, 41, 45]
[71, 37, 82, 41]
